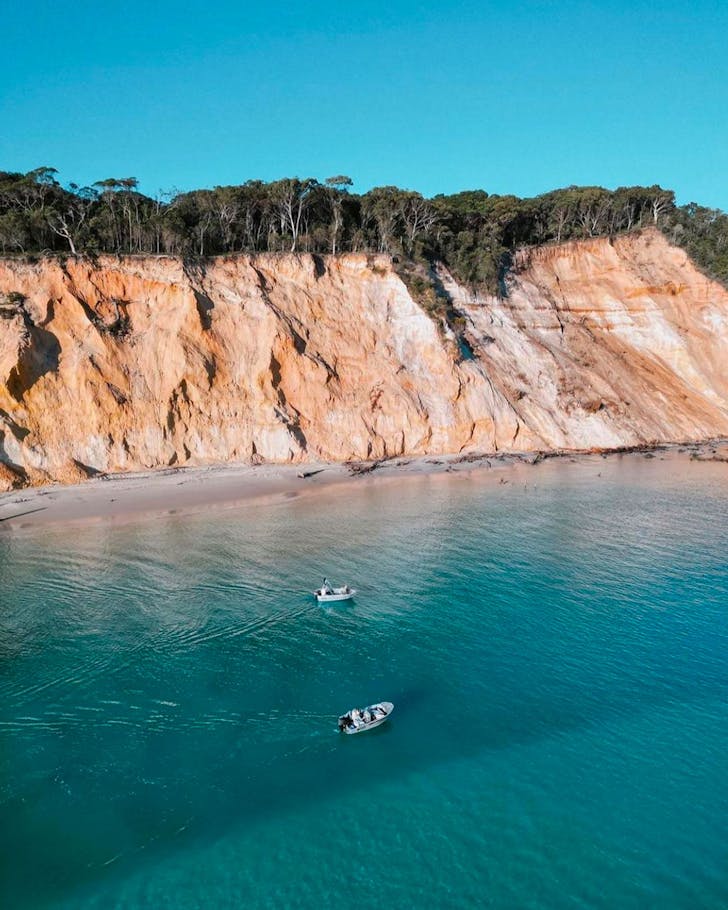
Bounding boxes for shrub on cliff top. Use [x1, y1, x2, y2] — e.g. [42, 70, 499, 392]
[1, 167, 726, 292]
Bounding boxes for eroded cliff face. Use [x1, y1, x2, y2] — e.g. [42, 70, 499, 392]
[441, 229, 728, 451]
[0, 229, 727, 489]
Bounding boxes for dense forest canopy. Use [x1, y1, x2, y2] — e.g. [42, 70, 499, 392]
[1, 167, 727, 292]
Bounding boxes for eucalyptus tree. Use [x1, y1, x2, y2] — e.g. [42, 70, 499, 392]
[0, 167, 61, 250]
[646, 186, 675, 225]
[397, 191, 438, 256]
[362, 186, 405, 253]
[270, 178, 319, 252]
[324, 175, 353, 254]
[209, 185, 240, 251]
[92, 179, 125, 252]
[46, 184, 94, 255]
[0, 211, 27, 253]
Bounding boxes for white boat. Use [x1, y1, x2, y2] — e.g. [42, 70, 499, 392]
[338, 701, 394, 734]
[314, 583, 356, 603]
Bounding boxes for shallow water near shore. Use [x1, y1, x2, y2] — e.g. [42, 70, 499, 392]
[2, 456, 728, 909]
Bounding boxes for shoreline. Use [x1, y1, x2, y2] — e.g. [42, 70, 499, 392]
[1, 440, 727, 531]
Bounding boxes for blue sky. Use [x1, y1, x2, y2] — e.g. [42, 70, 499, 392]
[3, 1, 727, 207]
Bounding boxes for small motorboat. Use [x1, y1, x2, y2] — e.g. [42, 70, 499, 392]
[314, 580, 356, 603]
[338, 701, 394, 734]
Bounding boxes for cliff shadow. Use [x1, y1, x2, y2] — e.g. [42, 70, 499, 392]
[427, 264, 475, 360]
[0, 409, 30, 442]
[6, 304, 61, 402]
[193, 291, 214, 331]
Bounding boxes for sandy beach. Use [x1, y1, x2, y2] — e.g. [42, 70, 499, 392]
[1, 441, 727, 531]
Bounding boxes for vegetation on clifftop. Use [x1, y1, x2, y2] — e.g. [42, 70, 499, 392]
[1, 167, 726, 293]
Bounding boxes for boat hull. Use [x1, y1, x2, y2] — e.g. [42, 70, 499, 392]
[339, 701, 394, 734]
[314, 589, 356, 603]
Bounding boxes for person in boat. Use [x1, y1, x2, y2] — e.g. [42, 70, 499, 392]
[322, 577, 333, 595]
[350, 708, 362, 726]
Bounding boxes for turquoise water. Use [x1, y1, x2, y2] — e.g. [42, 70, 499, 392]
[2, 457, 728, 909]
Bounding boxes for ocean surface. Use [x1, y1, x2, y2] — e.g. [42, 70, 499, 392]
[2, 455, 728, 909]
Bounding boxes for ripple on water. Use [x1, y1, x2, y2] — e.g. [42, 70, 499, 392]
[2, 460, 728, 909]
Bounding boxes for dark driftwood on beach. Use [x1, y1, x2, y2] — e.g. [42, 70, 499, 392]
[0, 507, 47, 523]
[346, 460, 383, 476]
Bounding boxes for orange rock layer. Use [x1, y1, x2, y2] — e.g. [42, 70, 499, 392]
[1, 229, 727, 489]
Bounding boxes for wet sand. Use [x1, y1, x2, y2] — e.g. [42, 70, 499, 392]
[1, 441, 727, 530]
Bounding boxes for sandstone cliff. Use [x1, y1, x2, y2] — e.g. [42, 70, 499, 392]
[1, 229, 727, 490]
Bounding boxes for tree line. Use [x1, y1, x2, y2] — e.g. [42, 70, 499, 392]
[1, 167, 726, 291]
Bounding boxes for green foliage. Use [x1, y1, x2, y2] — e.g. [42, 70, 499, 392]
[663, 203, 728, 286]
[0, 167, 726, 295]
[393, 260, 472, 356]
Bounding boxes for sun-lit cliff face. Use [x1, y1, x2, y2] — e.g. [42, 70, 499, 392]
[1, 228, 727, 489]
[441, 228, 728, 450]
